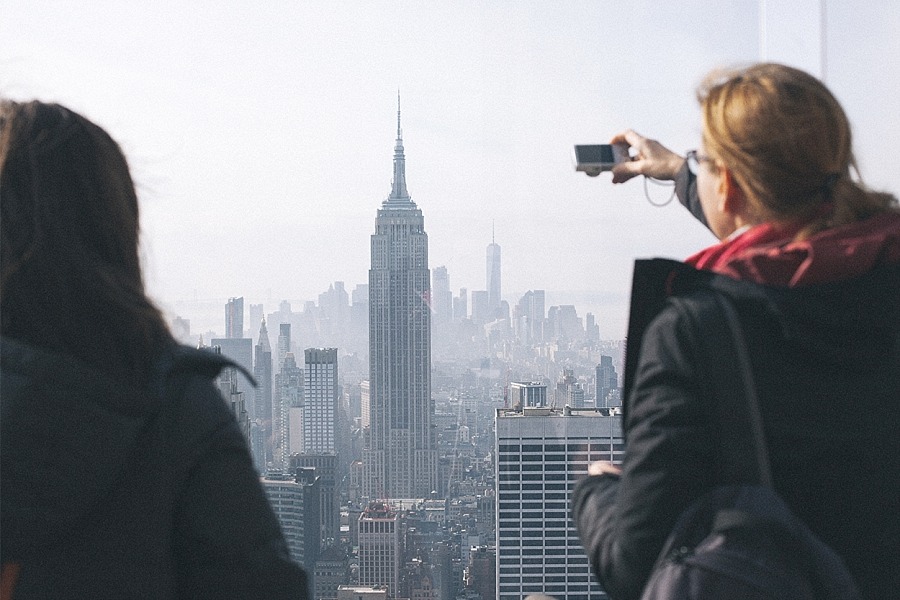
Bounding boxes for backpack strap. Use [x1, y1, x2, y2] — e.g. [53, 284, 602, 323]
[674, 292, 772, 487]
[667, 292, 862, 599]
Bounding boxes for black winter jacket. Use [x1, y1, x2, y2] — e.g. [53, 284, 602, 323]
[0, 338, 310, 600]
[572, 166, 900, 600]
[573, 258, 900, 600]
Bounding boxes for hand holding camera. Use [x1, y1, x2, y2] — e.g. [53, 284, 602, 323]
[574, 129, 686, 184]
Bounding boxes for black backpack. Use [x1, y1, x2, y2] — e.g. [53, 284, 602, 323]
[640, 293, 860, 600]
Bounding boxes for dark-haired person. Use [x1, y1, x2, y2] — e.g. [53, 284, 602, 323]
[0, 100, 309, 599]
[573, 63, 900, 600]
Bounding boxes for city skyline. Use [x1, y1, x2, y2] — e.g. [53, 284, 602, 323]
[5, 3, 897, 339]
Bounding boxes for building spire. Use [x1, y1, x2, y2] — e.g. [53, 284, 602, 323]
[386, 91, 411, 204]
[257, 317, 271, 353]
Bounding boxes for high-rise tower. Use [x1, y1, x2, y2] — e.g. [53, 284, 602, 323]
[255, 318, 273, 470]
[365, 96, 437, 499]
[303, 347, 338, 454]
[225, 296, 244, 338]
[486, 229, 501, 319]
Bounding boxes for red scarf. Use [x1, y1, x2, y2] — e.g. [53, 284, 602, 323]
[685, 211, 900, 287]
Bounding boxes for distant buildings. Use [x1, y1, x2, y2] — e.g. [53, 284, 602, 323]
[513, 290, 545, 345]
[432, 266, 452, 325]
[454, 287, 468, 321]
[495, 406, 623, 600]
[213, 348, 250, 442]
[185, 97, 634, 600]
[209, 336, 254, 415]
[364, 98, 437, 499]
[225, 296, 244, 338]
[596, 355, 620, 408]
[470, 290, 489, 325]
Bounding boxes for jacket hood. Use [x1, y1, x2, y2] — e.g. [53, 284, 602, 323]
[686, 210, 900, 287]
[0, 339, 242, 559]
[623, 257, 900, 401]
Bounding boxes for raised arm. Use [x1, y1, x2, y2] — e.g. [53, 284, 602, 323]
[608, 129, 708, 228]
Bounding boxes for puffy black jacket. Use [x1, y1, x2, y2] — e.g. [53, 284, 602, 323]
[572, 258, 900, 600]
[0, 338, 309, 599]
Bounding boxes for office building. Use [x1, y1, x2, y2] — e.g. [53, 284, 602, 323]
[486, 238, 501, 319]
[315, 546, 350, 600]
[249, 303, 264, 344]
[290, 454, 339, 548]
[454, 287, 468, 321]
[507, 382, 547, 409]
[213, 348, 251, 443]
[432, 266, 452, 325]
[209, 337, 253, 413]
[261, 473, 306, 564]
[596, 355, 620, 408]
[514, 290, 545, 344]
[360, 379, 371, 429]
[547, 305, 583, 343]
[303, 347, 338, 454]
[466, 545, 496, 600]
[294, 467, 323, 574]
[471, 290, 489, 324]
[358, 502, 401, 598]
[277, 322, 291, 370]
[225, 296, 244, 338]
[274, 351, 303, 470]
[255, 318, 273, 468]
[495, 406, 623, 600]
[365, 97, 437, 499]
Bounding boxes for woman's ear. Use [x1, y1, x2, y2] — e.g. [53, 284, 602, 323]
[716, 166, 746, 216]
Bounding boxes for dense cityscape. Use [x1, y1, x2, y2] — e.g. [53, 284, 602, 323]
[6, 3, 898, 599]
[170, 103, 625, 600]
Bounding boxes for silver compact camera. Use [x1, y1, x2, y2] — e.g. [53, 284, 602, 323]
[573, 144, 630, 177]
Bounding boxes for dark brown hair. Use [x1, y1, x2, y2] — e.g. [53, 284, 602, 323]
[698, 63, 897, 238]
[1, 100, 173, 384]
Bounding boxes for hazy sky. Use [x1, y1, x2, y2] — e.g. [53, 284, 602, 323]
[3, 1, 898, 339]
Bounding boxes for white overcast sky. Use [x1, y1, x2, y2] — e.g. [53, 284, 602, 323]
[3, 1, 898, 339]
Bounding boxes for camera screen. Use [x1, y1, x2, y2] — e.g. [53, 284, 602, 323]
[576, 145, 614, 164]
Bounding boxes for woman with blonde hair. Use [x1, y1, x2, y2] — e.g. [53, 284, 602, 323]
[573, 63, 899, 599]
[0, 100, 309, 599]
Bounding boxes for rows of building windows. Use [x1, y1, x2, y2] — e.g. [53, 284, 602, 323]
[359, 521, 396, 534]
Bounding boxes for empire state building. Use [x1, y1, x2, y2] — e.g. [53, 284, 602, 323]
[364, 98, 437, 499]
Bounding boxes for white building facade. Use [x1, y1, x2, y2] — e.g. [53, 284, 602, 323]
[357, 502, 401, 598]
[303, 347, 338, 454]
[495, 406, 624, 600]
